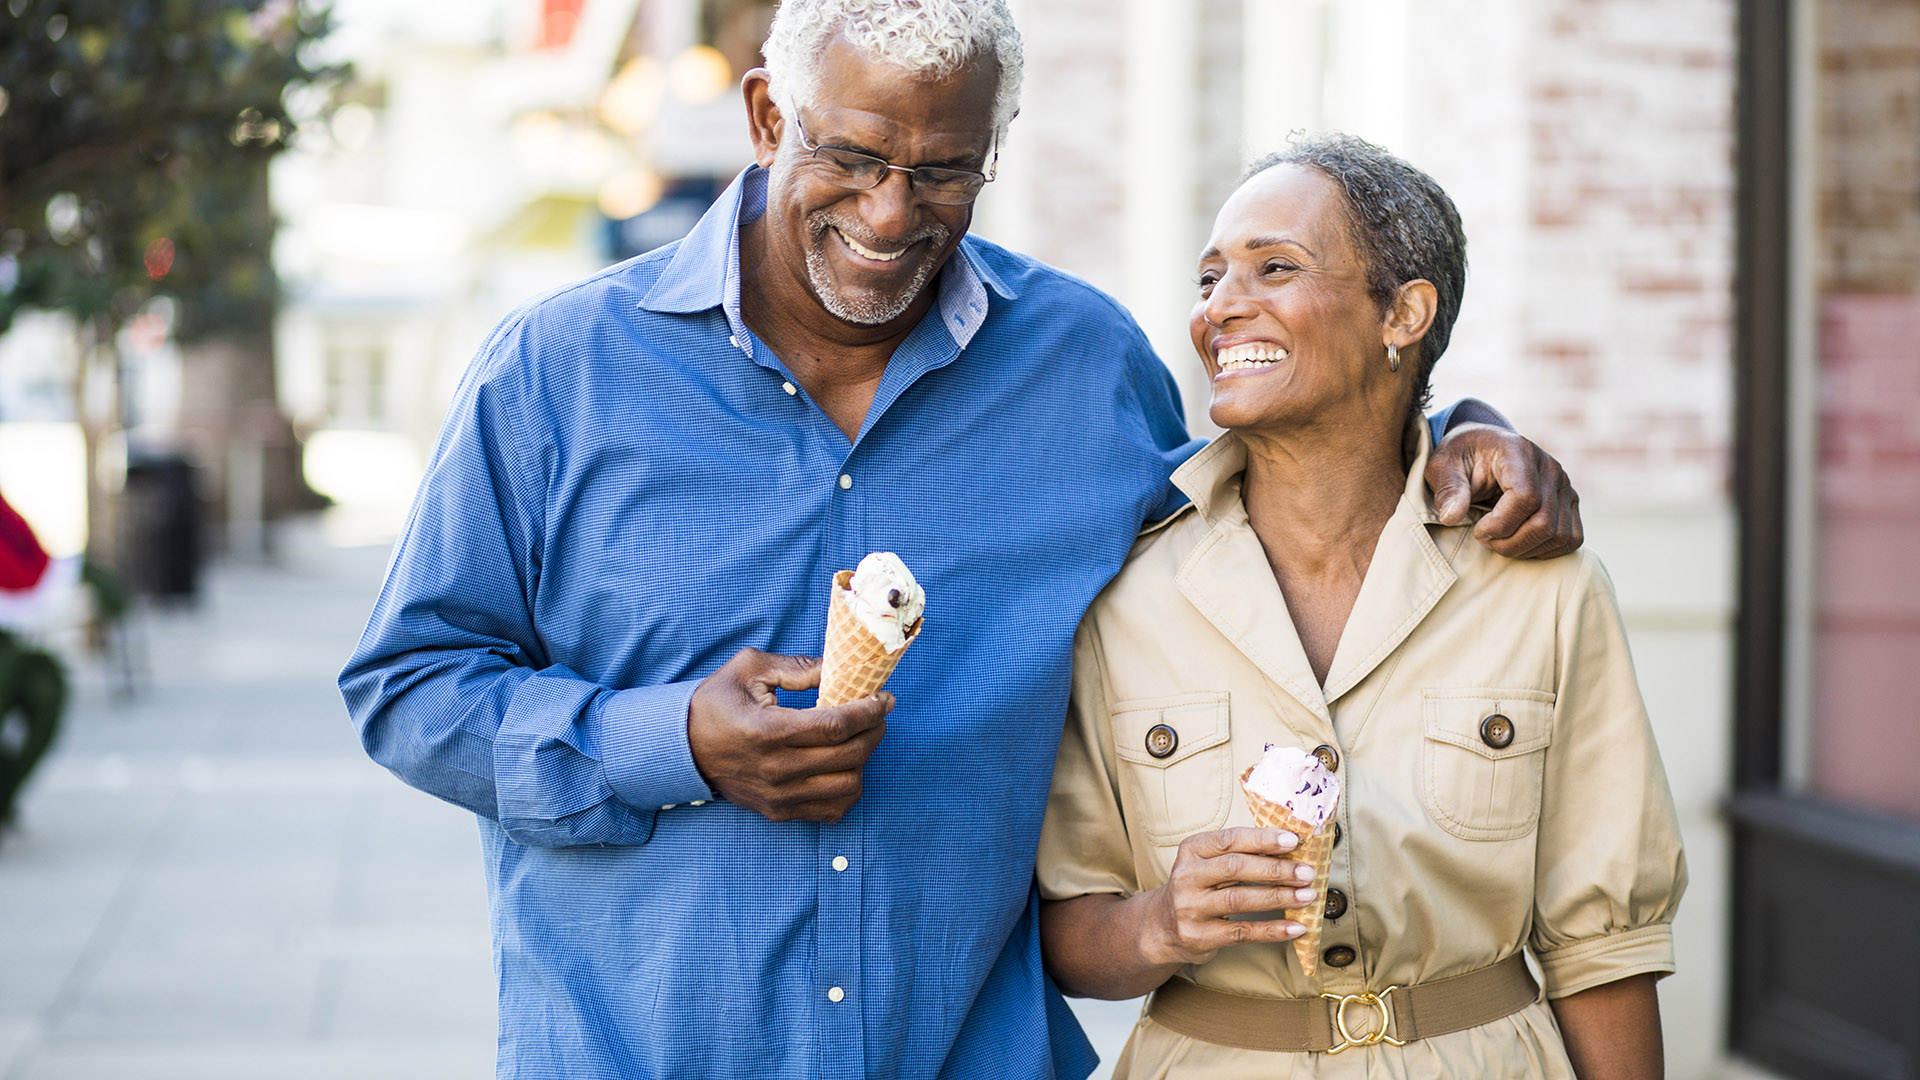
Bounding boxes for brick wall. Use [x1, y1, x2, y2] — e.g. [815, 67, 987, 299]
[1000, 0, 1129, 297]
[1419, 0, 1737, 505]
[1817, 0, 1920, 294]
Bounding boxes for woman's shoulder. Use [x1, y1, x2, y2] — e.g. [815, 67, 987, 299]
[1082, 506, 1210, 626]
[1437, 522, 1623, 617]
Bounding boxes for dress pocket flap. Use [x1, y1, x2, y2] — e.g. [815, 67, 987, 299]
[1422, 688, 1555, 761]
[1113, 692, 1231, 767]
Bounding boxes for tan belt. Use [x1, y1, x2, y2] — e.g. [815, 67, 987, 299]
[1145, 952, 1538, 1053]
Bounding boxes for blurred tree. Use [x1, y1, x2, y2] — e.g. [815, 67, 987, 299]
[0, 0, 341, 566]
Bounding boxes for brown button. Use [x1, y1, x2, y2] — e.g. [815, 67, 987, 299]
[1311, 744, 1339, 773]
[1333, 822, 1343, 848]
[1145, 724, 1178, 759]
[1323, 888, 1348, 920]
[1480, 714, 1515, 750]
[1323, 945, 1357, 968]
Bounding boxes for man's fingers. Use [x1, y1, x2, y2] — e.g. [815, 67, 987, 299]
[1424, 445, 1477, 526]
[754, 652, 824, 694]
[784, 693, 893, 747]
[1469, 458, 1543, 542]
[756, 767, 868, 822]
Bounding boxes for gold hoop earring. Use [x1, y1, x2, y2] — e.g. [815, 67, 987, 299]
[1387, 342, 1401, 373]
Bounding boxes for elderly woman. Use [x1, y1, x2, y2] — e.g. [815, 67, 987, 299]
[1036, 134, 1685, 1079]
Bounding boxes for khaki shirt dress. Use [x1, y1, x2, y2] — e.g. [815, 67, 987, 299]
[1037, 427, 1687, 1079]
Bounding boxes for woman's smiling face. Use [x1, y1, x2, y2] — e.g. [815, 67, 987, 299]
[1190, 163, 1401, 434]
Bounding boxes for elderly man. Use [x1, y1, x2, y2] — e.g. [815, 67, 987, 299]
[340, 1, 1580, 1077]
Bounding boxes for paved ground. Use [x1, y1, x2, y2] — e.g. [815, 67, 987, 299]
[0, 522, 1140, 1078]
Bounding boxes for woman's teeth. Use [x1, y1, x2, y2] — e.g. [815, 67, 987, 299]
[838, 229, 906, 262]
[1217, 344, 1289, 371]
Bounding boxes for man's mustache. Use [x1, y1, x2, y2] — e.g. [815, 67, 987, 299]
[807, 211, 950, 254]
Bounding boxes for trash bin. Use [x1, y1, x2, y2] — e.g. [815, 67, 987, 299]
[120, 454, 203, 601]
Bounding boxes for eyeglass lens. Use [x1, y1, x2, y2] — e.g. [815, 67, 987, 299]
[810, 147, 987, 204]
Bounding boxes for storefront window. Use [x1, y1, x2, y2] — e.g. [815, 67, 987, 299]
[1802, 0, 1920, 821]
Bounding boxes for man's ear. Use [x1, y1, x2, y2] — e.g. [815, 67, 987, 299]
[742, 68, 783, 169]
[1384, 279, 1439, 352]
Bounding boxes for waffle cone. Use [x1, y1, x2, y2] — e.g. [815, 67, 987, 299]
[1240, 765, 1338, 978]
[819, 570, 923, 706]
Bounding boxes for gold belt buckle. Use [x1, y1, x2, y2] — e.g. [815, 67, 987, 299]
[1319, 986, 1406, 1053]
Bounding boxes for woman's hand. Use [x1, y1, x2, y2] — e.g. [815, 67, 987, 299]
[1040, 827, 1314, 1000]
[1142, 827, 1317, 967]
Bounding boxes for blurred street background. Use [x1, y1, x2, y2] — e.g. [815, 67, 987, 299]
[2, 0, 1916, 1077]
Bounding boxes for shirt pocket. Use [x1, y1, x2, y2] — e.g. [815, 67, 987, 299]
[1110, 692, 1234, 846]
[1420, 688, 1556, 842]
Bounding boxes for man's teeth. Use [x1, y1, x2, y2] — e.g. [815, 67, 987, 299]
[838, 229, 906, 262]
[1217, 344, 1289, 371]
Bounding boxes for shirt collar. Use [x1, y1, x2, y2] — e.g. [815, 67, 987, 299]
[639, 165, 1015, 352]
[1170, 417, 1441, 528]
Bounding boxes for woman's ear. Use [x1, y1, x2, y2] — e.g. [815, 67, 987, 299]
[1384, 279, 1439, 352]
[742, 69, 783, 169]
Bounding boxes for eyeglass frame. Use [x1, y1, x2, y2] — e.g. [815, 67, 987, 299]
[788, 113, 998, 205]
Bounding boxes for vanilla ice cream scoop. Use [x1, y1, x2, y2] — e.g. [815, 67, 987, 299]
[838, 552, 925, 653]
[1243, 744, 1341, 832]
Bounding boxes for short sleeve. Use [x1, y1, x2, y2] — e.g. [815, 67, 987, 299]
[1529, 552, 1689, 997]
[1037, 617, 1143, 901]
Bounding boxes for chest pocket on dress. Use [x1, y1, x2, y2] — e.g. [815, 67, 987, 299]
[1420, 689, 1555, 842]
[1111, 692, 1233, 846]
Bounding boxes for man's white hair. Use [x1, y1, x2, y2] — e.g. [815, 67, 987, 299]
[762, 0, 1023, 142]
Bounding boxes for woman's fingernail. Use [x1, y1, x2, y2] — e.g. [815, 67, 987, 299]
[1296, 865, 1314, 883]
[1296, 888, 1316, 903]
[1287, 923, 1305, 937]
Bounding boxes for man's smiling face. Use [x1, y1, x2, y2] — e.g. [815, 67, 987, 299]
[760, 33, 998, 330]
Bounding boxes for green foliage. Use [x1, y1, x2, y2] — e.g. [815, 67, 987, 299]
[0, 629, 65, 825]
[0, 0, 344, 340]
[79, 556, 128, 622]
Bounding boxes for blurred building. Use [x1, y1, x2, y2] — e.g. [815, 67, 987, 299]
[261, 0, 1920, 1073]
[970, 1, 1919, 1076]
[0, 0, 1890, 1075]
[272, 0, 772, 540]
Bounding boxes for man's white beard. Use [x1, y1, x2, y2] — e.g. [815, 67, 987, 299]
[804, 212, 949, 326]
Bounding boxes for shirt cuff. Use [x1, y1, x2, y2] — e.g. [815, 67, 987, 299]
[1433, 396, 1513, 434]
[600, 680, 714, 811]
[1535, 923, 1676, 999]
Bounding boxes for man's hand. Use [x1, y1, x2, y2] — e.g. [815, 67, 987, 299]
[687, 647, 892, 823]
[1427, 422, 1584, 559]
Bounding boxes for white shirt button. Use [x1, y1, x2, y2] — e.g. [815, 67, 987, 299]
[782, 381, 797, 396]
[827, 986, 845, 1003]
[689, 800, 707, 806]
[659, 804, 676, 810]
[832, 855, 849, 872]
[838, 474, 852, 490]
[728, 335, 741, 348]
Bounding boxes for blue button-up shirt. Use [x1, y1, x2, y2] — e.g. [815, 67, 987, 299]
[341, 165, 1203, 1079]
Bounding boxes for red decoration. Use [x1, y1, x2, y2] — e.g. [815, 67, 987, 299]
[144, 236, 174, 280]
[0, 491, 51, 593]
[537, 0, 584, 50]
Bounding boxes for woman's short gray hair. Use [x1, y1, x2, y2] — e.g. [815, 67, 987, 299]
[1244, 134, 1467, 412]
[762, 0, 1023, 141]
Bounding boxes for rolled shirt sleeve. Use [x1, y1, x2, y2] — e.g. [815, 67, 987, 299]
[1529, 552, 1688, 997]
[1038, 619, 1142, 901]
[339, 323, 712, 848]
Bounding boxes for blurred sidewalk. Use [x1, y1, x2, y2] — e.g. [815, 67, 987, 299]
[0, 521, 1142, 1078]
[0, 525, 495, 1080]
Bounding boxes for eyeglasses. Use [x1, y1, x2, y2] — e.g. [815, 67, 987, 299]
[790, 114, 997, 206]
